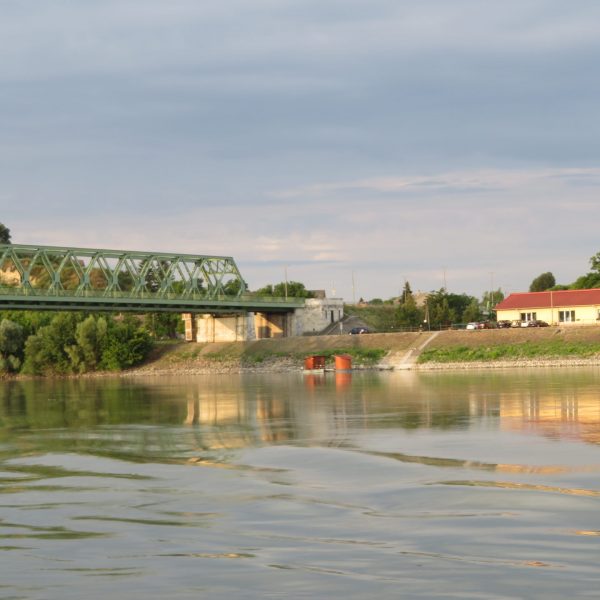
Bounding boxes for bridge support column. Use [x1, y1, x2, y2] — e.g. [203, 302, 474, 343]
[182, 313, 197, 342]
[254, 312, 294, 339]
[192, 313, 256, 343]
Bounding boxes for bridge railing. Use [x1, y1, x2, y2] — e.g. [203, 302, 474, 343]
[0, 285, 304, 305]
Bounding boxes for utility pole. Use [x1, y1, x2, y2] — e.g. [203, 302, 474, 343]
[284, 266, 288, 299]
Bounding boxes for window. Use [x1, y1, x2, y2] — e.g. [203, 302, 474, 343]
[558, 310, 575, 322]
[520, 312, 537, 322]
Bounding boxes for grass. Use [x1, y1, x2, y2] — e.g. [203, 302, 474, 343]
[418, 340, 600, 363]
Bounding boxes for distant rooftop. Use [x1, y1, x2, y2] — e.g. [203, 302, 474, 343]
[495, 288, 600, 310]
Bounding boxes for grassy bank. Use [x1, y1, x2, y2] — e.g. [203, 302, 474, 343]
[136, 332, 420, 373]
[419, 340, 600, 363]
[418, 327, 600, 364]
[122, 327, 600, 374]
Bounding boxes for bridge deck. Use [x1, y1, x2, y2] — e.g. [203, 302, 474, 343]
[0, 244, 305, 313]
[0, 288, 305, 313]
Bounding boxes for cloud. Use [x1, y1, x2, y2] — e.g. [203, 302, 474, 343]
[274, 167, 600, 200]
[3, 2, 600, 300]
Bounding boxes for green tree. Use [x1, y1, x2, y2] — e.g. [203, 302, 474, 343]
[100, 318, 152, 370]
[0, 319, 25, 372]
[21, 312, 153, 375]
[255, 281, 314, 298]
[0, 222, 11, 244]
[571, 272, 600, 290]
[65, 315, 108, 373]
[568, 252, 600, 289]
[23, 313, 81, 374]
[144, 312, 180, 338]
[481, 288, 505, 317]
[223, 278, 244, 295]
[462, 298, 481, 323]
[529, 272, 556, 292]
[425, 289, 480, 327]
[396, 295, 423, 328]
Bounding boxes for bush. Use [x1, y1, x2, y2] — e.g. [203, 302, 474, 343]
[0, 319, 26, 373]
[21, 312, 153, 375]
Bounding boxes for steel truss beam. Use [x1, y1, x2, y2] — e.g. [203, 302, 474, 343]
[0, 244, 304, 313]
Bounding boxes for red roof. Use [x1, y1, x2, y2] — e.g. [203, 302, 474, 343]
[495, 289, 600, 311]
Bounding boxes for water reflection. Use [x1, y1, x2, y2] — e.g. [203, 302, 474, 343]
[2, 370, 600, 599]
[1, 369, 600, 462]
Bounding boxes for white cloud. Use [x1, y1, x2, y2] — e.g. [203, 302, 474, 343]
[3, 2, 600, 301]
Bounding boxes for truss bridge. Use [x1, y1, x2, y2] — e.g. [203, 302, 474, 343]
[0, 244, 304, 313]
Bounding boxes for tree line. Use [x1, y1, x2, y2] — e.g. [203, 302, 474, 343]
[0, 311, 153, 376]
[348, 282, 504, 331]
[529, 251, 600, 292]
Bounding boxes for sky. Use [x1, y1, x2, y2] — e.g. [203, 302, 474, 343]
[2, 0, 600, 301]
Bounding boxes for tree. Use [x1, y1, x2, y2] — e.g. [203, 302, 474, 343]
[481, 288, 505, 317]
[0, 223, 11, 244]
[529, 272, 556, 292]
[0, 319, 25, 372]
[396, 294, 423, 328]
[571, 272, 600, 290]
[65, 315, 108, 373]
[255, 281, 314, 298]
[144, 312, 180, 338]
[568, 251, 600, 289]
[462, 298, 481, 323]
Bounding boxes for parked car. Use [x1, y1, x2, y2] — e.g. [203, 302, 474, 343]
[349, 327, 370, 335]
[526, 320, 549, 327]
[466, 322, 478, 330]
[477, 321, 494, 329]
[510, 320, 523, 328]
[497, 320, 512, 329]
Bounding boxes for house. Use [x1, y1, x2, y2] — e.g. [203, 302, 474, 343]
[495, 289, 600, 325]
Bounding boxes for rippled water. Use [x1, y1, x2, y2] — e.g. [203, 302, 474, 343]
[1, 369, 600, 599]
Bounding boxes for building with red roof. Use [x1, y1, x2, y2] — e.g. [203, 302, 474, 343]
[495, 289, 600, 325]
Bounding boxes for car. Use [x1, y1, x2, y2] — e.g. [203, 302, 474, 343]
[527, 320, 549, 327]
[349, 327, 370, 335]
[477, 321, 494, 329]
[466, 322, 478, 330]
[510, 320, 523, 328]
[497, 320, 512, 329]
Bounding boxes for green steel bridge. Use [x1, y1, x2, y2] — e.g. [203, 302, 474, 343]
[0, 244, 305, 313]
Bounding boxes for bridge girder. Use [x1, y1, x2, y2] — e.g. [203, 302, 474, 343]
[0, 244, 304, 313]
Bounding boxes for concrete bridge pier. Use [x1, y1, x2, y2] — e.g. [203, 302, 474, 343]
[254, 312, 294, 339]
[182, 313, 258, 343]
[182, 313, 197, 342]
[182, 312, 297, 342]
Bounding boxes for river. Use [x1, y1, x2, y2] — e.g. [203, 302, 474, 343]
[1, 369, 600, 599]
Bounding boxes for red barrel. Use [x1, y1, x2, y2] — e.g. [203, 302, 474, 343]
[334, 354, 352, 371]
[304, 355, 326, 370]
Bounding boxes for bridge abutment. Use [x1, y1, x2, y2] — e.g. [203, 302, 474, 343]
[181, 298, 344, 343]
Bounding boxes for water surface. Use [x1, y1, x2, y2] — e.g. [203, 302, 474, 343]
[1, 369, 600, 598]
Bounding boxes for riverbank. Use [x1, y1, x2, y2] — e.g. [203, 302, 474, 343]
[5, 327, 600, 379]
[126, 326, 600, 375]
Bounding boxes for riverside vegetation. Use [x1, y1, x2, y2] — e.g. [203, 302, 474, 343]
[0, 311, 153, 376]
[2, 314, 600, 377]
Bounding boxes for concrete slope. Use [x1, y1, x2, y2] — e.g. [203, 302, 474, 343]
[381, 331, 441, 370]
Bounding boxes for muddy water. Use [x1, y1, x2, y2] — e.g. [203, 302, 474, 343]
[1, 369, 600, 599]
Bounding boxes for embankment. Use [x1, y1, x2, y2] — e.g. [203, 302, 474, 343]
[131, 326, 600, 375]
